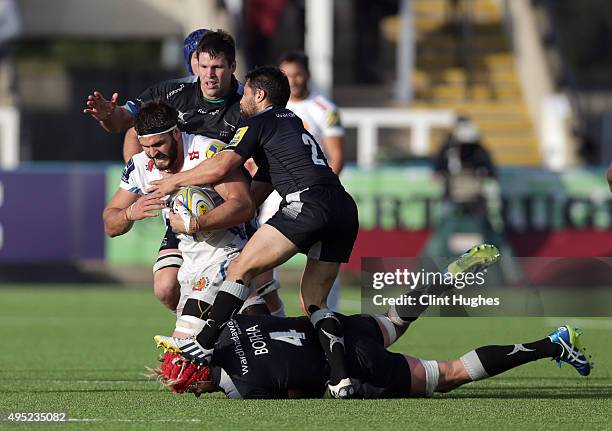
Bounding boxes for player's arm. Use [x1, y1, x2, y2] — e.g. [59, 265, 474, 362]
[83, 91, 135, 133]
[149, 125, 257, 195]
[323, 135, 344, 175]
[103, 189, 165, 237]
[123, 127, 141, 163]
[607, 162, 612, 192]
[169, 168, 255, 234]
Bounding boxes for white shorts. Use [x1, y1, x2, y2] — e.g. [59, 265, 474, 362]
[258, 190, 283, 225]
[176, 257, 234, 316]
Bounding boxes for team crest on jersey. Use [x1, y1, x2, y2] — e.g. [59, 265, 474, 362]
[193, 277, 209, 291]
[147, 159, 154, 171]
[206, 140, 226, 158]
[228, 126, 249, 147]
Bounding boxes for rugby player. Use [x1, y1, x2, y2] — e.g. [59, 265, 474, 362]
[87, 31, 278, 313]
[148, 66, 359, 398]
[153, 309, 593, 399]
[252, 51, 346, 314]
[88, 30, 284, 315]
[152, 245, 592, 399]
[103, 100, 268, 319]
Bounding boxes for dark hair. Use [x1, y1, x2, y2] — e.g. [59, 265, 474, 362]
[195, 29, 236, 65]
[278, 51, 309, 73]
[134, 101, 178, 136]
[245, 66, 290, 108]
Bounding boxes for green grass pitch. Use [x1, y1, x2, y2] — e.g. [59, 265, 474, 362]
[0, 285, 610, 430]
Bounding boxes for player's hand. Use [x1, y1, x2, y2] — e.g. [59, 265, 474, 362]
[83, 91, 119, 122]
[170, 200, 200, 234]
[128, 193, 165, 221]
[147, 172, 180, 196]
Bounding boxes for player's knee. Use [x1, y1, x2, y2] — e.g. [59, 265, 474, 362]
[153, 269, 180, 310]
[226, 258, 258, 285]
[435, 360, 470, 393]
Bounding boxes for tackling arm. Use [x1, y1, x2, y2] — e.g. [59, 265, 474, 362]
[83, 91, 135, 133]
[202, 168, 256, 230]
[149, 151, 245, 196]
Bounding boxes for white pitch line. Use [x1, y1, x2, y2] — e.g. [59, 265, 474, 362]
[545, 318, 612, 330]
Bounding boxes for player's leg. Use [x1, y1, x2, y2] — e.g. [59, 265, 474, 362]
[152, 227, 183, 311]
[254, 269, 285, 317]
[326, 277, 341, 311]
[405, 324, 593, 396]
[387, 244, 500, 340]
[302, 188, 359, 398]
[301, 259, 352, 396]
[154, 265, 181, 311]
[191, 224, 298, 350]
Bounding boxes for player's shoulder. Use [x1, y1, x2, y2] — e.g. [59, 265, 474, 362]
[152, 76, 199, 101]
[121, 151, 154, 183]
[309, 93, 339, 113]
[184, 133, 229, 160]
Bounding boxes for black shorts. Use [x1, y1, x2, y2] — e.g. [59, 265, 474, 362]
[340, 315, 412, 398]
[266, 186, 359, 263]
[159, 225, 180, 251]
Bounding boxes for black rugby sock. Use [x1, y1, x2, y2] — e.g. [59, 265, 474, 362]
[310, 307, 349, 385]
[471, 338, 562, 378]
[394, 281, 450, 322]
[194, 280, 250, 348]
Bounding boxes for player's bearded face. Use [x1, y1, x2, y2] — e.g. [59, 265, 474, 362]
[239, 84, 258, 119]
[142, 133, 178, 170]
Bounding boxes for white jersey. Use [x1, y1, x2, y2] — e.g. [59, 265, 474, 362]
[286, 91, 344, 157]
[120, 132, 247, 308]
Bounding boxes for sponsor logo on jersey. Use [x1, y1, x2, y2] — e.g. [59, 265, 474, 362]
[206, 141, 226, 158]
[209, 109, 220, 116]
[327, 111, 341, 128]
[227, 320, 249, 375]
[188, 150, 200, 160]
[166, 84, 185, 100]
[193, 277, 208, 291]
[177, 110, 187, 123]
[227, 126, 248, 147]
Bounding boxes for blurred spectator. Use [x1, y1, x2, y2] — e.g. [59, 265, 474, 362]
[433, 116, 497, 216]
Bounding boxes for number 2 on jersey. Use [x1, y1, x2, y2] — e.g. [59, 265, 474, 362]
[302, 133, 327, 166]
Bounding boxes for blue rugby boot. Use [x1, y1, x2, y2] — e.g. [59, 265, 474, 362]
[548, 325, 593, 376]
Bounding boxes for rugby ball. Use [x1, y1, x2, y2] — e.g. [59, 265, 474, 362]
[172, 186, 217, 241]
